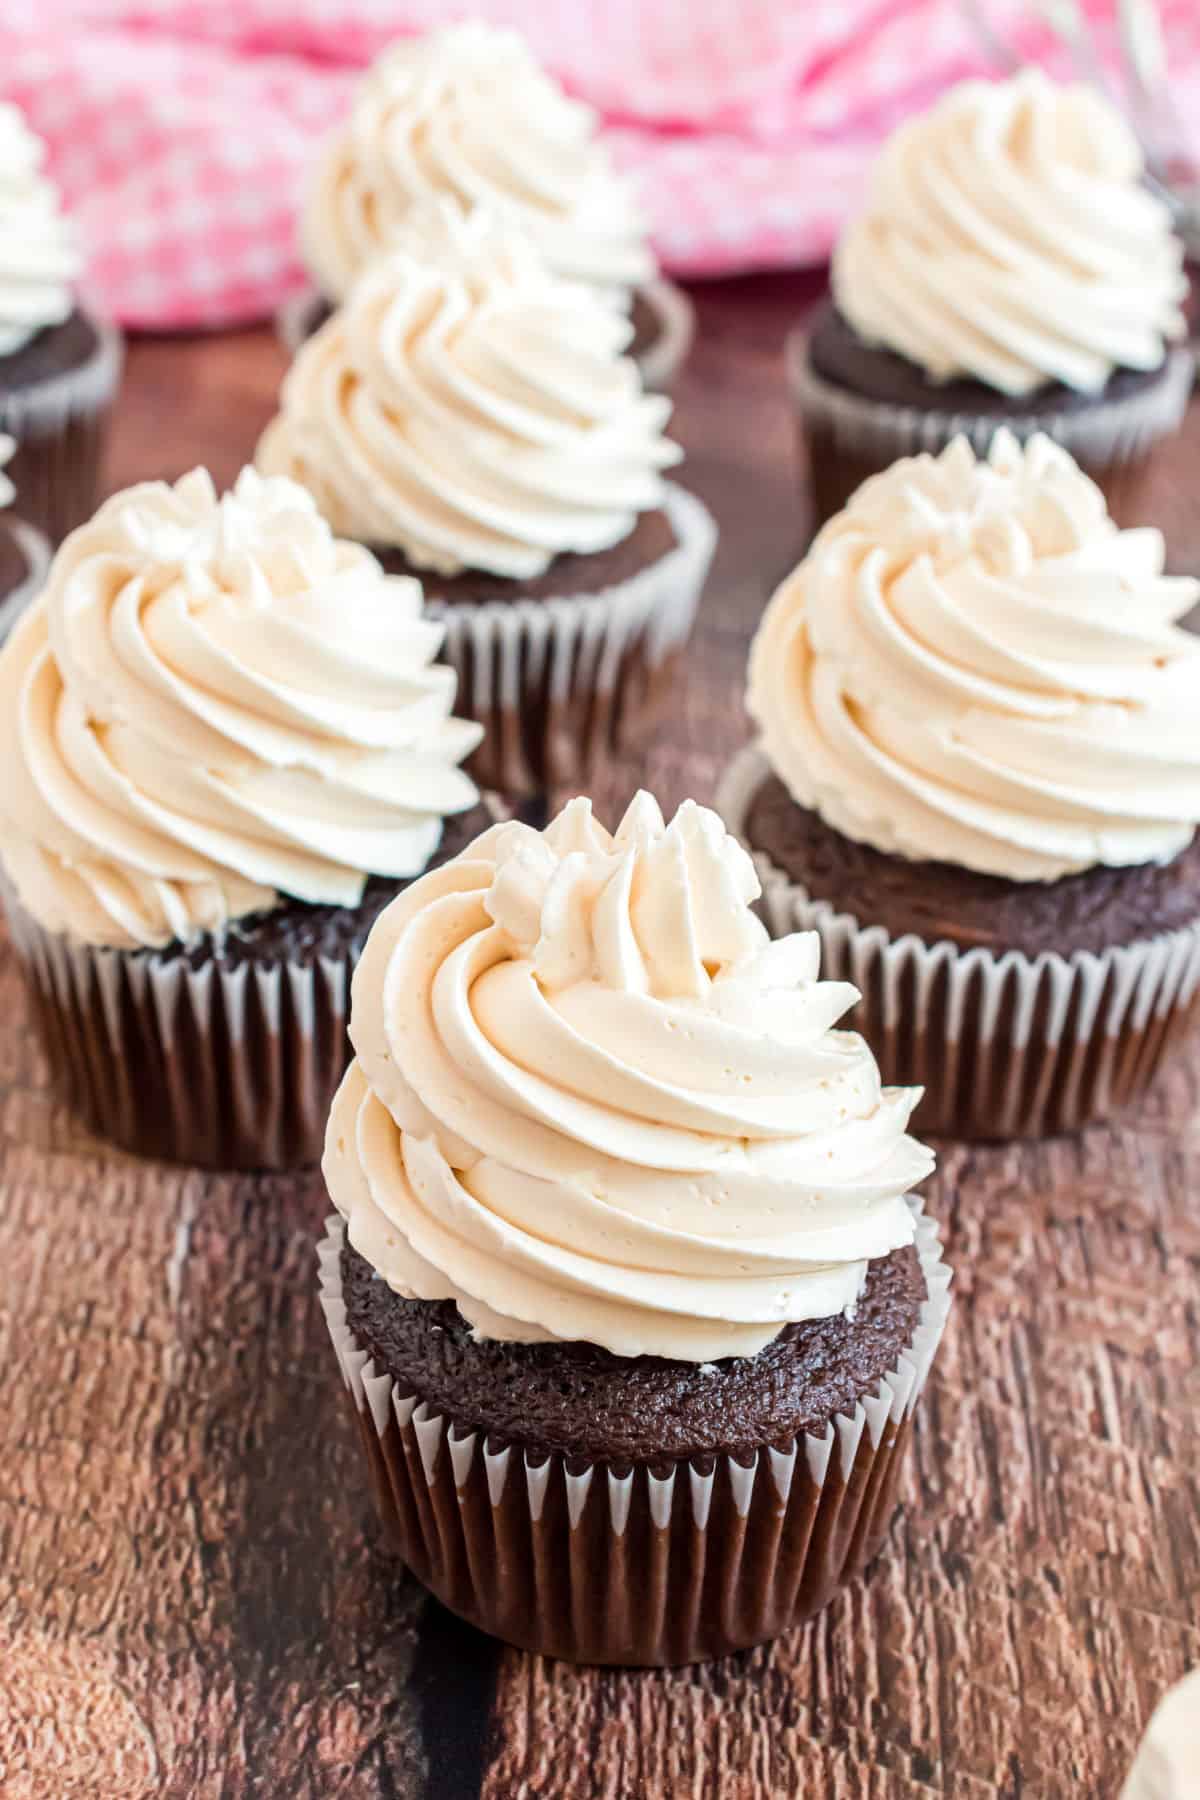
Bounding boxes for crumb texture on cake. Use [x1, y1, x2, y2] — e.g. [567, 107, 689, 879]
[745, 773, 1200, 957]
[340, 1239, 928, 1462]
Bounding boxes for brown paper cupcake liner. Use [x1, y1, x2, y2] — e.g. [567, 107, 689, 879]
[316, 1196, 952, 1667]
[0, 313, 123, 544]
[276, 277, 694, 391]
[718, 747, 1200, 1141]
[787, 330, 1194, 532]
[0, 519, 51, 642]
[3, 890, 370, 1170]
[428, 481, 716, 795]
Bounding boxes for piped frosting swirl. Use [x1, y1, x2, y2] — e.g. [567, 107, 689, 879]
[0, 103, 80, 357]
[0, 468, 481, 949]
[748, 432, 1200, 883]
[259, 206, 679, 579]
[833, 70, 1186, 396]
[325, 792, 933, 1361]
[302, 21, 654, 305]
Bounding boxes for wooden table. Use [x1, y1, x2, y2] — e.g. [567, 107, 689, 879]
[2, 275, 1198, 1799]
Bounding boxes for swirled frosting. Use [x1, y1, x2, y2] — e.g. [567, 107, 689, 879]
[0, 468, 481, 950]
[324, 791, 933, 1361]
[302, 21, 654, 306]
[259, 206, 679, 579]
[833, 70, 1186, 396]
[748, 432, 1200, 883]
[0, 103, 80, 357]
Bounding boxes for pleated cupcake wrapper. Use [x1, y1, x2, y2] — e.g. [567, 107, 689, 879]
[718, 746, 1200, 1141]
[427, 481, 716, 796]
[275, 277, 694, 391]
[4, 890, 364, 1171]
[786, 329, 1194, 531]
[0, 518, 51, 642]
[316, 1195, 952, 1666]
[628, 276, 695, 390]
[0, 314, 123, 545]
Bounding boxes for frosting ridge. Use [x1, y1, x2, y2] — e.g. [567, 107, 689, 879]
[748, 431, 1200, 883]
[833, 70, 1186, 396]
[0, 467, 481, 949]
[260, 206, 679, 579]
[324, 792, 933, 1361]
[0, 103, 80, 357]
[302, 21, 654, 305]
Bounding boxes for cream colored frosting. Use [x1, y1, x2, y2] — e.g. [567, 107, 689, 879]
[259, 206, 679, 579]
[0, 103, 80, 358]
[748, 432, 1200, 883]
[0, 435, 15, 511]
[833, 69, 1186, 396]
[324, 791, 933, 1361]
[1121, 1669, 1200, 1800]
[0, 468, 481, 950]
[302, 21, 654, 306]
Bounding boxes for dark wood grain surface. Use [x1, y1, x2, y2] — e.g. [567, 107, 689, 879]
[1, 274, 1198, 1799]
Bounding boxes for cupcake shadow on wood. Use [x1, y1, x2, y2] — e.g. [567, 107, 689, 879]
[720, 431, 1200, 1142]
[0, 468, 483, 1170]
[281, 19, 694, 391]
[0, 103, 122, 545]
[317, 792, 951, 1665]
[259, 204, 715, 797]
[790, 70, 1193, 533]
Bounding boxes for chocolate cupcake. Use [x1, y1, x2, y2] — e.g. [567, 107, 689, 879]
[721, 432, 1200, 1141]
[790, 71, 1191, 532]
[281, 20, 692, 390]
[0, 467, 483, 1169]
[0, 434, 50, 643]
[259, 207, 715, 796]
[0, 104, 122, 544]
[317, 792, 952, 1665]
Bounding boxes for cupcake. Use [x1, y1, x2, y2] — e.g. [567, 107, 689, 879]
[0, 103, 122, 544]
[259, 206, 716, 796]
[790, 70, 1191, 532]
[0, 434, 50, 643]
[0, 467, 483, 1169]
[281, 20, 693, 388]
[719, 432, 1200, 1142]
[317, 791, 952, 1666]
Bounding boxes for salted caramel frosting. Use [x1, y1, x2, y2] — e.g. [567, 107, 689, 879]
[324, 792, 933, 1361]
[302, 21, 654, 306]
[259, 206, 679, 580]
[0, 103, 80, 358]
[833, 70, 1186, 397]
[0, 468, 481, 949]
[748, 432, 1200, 883]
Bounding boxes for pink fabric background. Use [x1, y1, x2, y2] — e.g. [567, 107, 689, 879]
[3, 0, 1199, 330]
